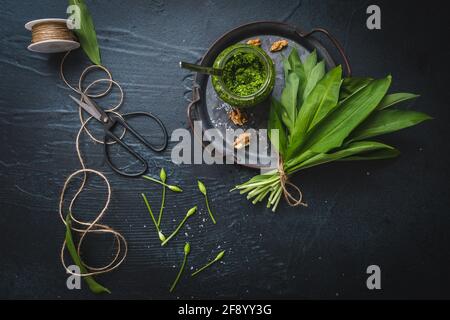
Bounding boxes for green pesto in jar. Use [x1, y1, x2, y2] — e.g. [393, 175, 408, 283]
[222, 52, 266, 97]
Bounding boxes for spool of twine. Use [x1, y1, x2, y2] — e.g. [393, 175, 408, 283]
[31, 21, 77, 43]
[25, 19, 80, 53]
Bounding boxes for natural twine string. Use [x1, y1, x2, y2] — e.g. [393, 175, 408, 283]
[278, 157, 308, 207]
[58, 51, 127, 277]
[60, 51, 127, 143]
[31, 21, 77, 43]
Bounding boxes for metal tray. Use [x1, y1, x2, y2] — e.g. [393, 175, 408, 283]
[187, 21, 351, 168]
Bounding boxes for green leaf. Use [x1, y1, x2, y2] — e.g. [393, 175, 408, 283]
[347, 109, 432, 142]
[300, 75, 392, 154]
[340, 77, 373, 102]
[303, 49, 317, 76]
[68, 0, 101, 65]
[280, 72, 299, 130]
[290, 141, 398, 172]
[284, 149, 317, 173]
[64, 215, 110, 294]
[286, 65, 342, 158]
[377, 93, 420, 110]
[291, 50, 324, 108]
[302, 60, 326, 101]
[340, 148, 400, 161]
[287, 48, 303, 72]
[282, 55, 291, 80]
[268, 98, 287, 156]
[287, 49, 307, 108]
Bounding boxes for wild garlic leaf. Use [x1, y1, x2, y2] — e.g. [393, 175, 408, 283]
[268, 97, 287, 156]
[293, 50, 323, 108]
[282, 55, 291, 80]
[303, 49, 318, 76]
[65, 215, 110, 294]
[339, 147, 400, 161]
[286, 65, 342, 159]
[280, 72, 299, 130]
[68, 0, 101, 65]
[340, 77, 373, 102]
[347, 109, 432, 142]
[293, 141, 397, 171]
[300, 75, 392, 154]
[287, 47, 303, 71]
[284, 149, 317, 174]
[286, 49, 307, 108]
[302, 60, 326, 101]
[377, 93, 420, 110]
[308, 65, 342, 129]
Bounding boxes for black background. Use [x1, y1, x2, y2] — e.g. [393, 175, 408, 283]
[1, 0, 449, 299]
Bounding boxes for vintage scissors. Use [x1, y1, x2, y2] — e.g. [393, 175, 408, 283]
[70, 94, 168, 177]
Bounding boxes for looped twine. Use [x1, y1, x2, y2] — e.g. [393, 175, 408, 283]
[58, 51, 127, 278]
[278, 157, 308, 207]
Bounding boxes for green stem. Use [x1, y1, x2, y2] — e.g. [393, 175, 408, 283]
[234, 175, 279, 189]
[191, 250, 224, 277]
[239, 186, 254, 194]
[161, 215, 189, 246]
[247, 179, 280, 200]
[191, 259, 217, 277]
[141, 193, 159, 232]
[204, 195, 216, 224]
[157, 185, 166, 227]
[271, 187, 282, 205]
[234, 177, 278, 190]
[247, 185, 265, 198]
[267, 187, 278, 204]
[170, 253, 187, 292]
[272, 191, 283, 212]
[252, 186, 271, 204]
[142, 175, 169, 187]
[142, 175, 182, 192]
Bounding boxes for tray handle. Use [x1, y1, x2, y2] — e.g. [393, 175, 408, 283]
[187, 84, 201, 129]
[297, 28, 352, 77]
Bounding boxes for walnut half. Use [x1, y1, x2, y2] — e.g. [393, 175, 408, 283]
[233, 132, 251, 150]
[246, 38, 261, 46]
[228, 108, 248, 126]
[270, 39, 288, 52]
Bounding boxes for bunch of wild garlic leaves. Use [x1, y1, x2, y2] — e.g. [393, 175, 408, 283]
[233, 48, 431, 212]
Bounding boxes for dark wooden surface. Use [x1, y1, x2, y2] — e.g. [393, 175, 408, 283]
[1, 0, 449, 299]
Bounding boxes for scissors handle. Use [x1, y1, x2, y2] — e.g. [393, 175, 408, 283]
[103, 112, 168, 177]
[118, 112, 168, 152]
[104, 131, 148, 177]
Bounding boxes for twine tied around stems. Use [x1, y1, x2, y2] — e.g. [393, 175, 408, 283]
[278, 157, 308, 208]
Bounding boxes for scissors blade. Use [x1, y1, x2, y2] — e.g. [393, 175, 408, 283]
[69, 95, 106, 123]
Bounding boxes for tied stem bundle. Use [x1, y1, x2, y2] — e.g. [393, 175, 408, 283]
[233, 48, 431, 212]
[277, 157, 307, 208]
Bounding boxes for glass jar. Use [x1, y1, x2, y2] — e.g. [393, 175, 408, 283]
[211, 44, 275, 108]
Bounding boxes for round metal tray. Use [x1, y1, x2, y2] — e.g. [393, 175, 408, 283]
[187, 21, 351, 168]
